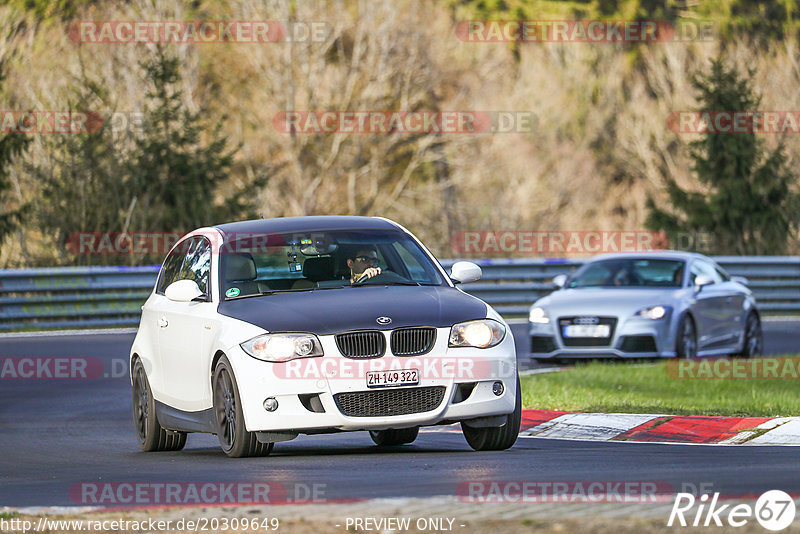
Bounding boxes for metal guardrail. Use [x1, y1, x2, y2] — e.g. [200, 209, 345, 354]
[1, 257, 799, 331]
[0, 266, 156, 331]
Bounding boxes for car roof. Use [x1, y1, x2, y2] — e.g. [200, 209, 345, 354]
[213, 216, 402, 240]
[588, 250, 710, 262]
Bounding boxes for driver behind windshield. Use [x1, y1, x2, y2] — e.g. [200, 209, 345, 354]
[612, 266, 635, 286]
[347, 247, 382, 283]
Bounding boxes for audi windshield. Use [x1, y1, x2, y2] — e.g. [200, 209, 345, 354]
[566, 258, 685, 288]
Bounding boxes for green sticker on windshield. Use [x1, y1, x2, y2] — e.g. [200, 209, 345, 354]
[226, 287, 240, 298]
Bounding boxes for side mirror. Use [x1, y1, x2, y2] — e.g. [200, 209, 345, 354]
[165, 280, 204, 302]
[552, 274, 567, 288]
[731, 275, 749, 287]
[450, 261, 482, 284]
[694, 274, 715, 291]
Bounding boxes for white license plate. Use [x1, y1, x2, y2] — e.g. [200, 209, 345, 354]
[563, 324, 610, 338]
[366, 369, 419, 388]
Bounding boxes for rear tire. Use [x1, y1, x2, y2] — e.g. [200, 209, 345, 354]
[676, 315, 697, 359]
[736, 312, 763, 358]
[131, 359, 187, 452]
[213, 356, 274, 458]
[462, 376, 521, 451]
[369, 427, 419, 446]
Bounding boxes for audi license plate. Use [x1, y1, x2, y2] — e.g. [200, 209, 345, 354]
[366, 369, 419, 388]
[563, 324, 610, 338]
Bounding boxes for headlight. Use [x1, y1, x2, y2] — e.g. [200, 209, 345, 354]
[240, 333, 324, 362]
[449, 319, 505, 348]
[635, 305, 670, 320]
[529, 307, 550, 324]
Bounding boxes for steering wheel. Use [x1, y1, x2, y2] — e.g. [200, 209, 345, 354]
[614, 269, 644, 286]
[353, 270, 407, 284]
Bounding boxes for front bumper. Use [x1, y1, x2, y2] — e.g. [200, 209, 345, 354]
[229, 327, 518, 432]
[529, 314, 676, 359]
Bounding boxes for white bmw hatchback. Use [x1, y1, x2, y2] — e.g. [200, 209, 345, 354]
[130, 216, 520, 457]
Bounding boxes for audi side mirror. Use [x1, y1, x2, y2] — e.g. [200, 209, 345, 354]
[694, 274, 715, 292]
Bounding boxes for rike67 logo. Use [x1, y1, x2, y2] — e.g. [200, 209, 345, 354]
[668, 490, 796, 531]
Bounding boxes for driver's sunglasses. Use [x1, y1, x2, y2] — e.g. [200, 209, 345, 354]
[355, 255, 378, 264]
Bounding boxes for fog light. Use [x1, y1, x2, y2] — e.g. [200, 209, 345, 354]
[492, 381, 504, 396]
[263, 397, 278, 412]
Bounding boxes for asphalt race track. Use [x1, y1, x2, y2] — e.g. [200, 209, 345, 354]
[1, 321, 799, 508]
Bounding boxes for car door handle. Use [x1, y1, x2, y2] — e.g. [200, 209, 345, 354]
[158, 316, 169, 328]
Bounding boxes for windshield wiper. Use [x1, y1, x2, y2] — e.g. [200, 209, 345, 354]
[226, 285, 345, 299]
[349, 281, 421, 287]
[259, 286, 345, 294]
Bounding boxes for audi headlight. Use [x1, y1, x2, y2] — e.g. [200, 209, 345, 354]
[240, 333, 323, 362]
[529, 307, 550, 324]
[635, 305, 670, 320]
[449, 319, 506, 348]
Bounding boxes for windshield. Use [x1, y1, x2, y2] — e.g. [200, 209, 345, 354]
[566, 258, 685, 288]
[220, 229, 447, 299]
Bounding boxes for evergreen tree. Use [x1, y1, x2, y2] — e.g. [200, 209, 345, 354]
[30, 46, 262, 266]
[29, 61, 139, 266]
[646, 57, 800, 255]
[0, 61, 29, 249]
[127, 46, 258, 233]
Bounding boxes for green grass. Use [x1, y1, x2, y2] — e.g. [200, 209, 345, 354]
[521, 359, 800, 417]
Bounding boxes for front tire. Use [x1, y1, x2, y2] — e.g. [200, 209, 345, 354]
[213, 356, 274, 458]
[736, 312, 763, 358]
[676, 315, 697, 359]
[369, 427, 419, 446]
[131, 359, 186, 452]
[462, 376, 521, 451]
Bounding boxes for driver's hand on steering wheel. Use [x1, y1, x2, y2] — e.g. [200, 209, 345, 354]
[355, 267, 381, 282]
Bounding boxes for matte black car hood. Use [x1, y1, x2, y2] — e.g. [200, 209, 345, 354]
[217, 285, 488, 335]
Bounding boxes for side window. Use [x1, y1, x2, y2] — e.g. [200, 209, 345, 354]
[392, 242, 427, 282]
[570, 263, 612, 288]
[181, 238, 212, 296]
[157, 243, 187, 294]
[689, 263, 701, 285]
[690, 260, 723, 285]
[702, 261, 723, 283]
